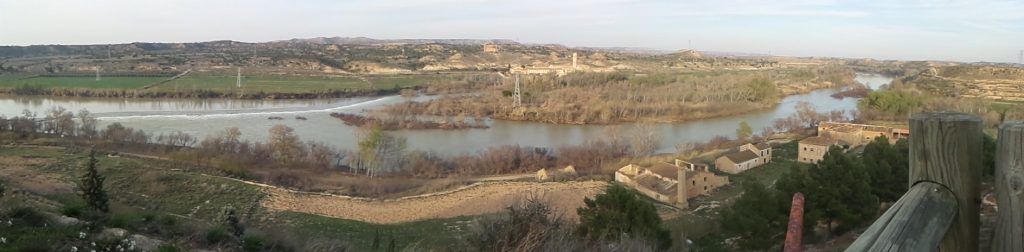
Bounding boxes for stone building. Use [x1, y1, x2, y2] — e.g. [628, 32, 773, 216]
[615, 159, 729, 209]
[536, 165, 578, 181]
[798, 122, 910, 164]
[715, 143, 773, 174]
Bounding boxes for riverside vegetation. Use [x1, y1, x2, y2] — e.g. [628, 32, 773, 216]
[380, 67, 855, 125]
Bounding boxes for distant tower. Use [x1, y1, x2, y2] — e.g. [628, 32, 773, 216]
[1019, 50, 1023, 65]
[95, 67, 101, 81]
[572, 53, 578, 70]
[513, 74, 522, 107]
[236, 67, 242, 88]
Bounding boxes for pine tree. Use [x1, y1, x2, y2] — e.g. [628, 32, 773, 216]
[0, 180, 6, 198]
[806, 146, 878, 237]
[577, 184, 672, 250]
[79, 150, 109, 214]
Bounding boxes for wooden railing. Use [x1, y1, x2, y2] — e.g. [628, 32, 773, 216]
[846, 112, 1023, 252]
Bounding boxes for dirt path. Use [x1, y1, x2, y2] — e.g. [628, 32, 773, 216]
[262, 181, 608, 224]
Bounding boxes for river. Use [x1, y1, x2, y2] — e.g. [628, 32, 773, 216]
[0, 73, 892, 155]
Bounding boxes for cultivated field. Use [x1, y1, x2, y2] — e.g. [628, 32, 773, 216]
[0, 73, 440, 94]
[0, 75, 165, 89]
[152, 74, 435, 93]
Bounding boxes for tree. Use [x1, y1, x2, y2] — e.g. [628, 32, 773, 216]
[355, 125, 407, 177]
[79, 150, 109, 214]
[630, 123, 661, 157]
[860, 136, 909, 202]
[805, 147, 878, 236]
[268, 125, 301, 165]
[720, 181, 787, 250]
[78, 109, 98, 138]
[0, 180, 5, 199]
[577, 184, 672, 250]
[736, 121, 753, 140]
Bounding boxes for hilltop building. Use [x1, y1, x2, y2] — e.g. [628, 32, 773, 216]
[715, 143, 773, 174]
[615, 159, 729, 209]
[798, 122, 910, 164]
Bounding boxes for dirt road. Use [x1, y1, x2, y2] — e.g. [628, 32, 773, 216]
[262, 181, 608, 224]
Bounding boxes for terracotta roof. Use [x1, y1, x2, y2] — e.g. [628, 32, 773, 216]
[723, 150, 761, 163]
[647, 162, 680, 179]
[831, 125, 861, 133]
[754, 143, 771, 150]
[800, 136, 836, 146]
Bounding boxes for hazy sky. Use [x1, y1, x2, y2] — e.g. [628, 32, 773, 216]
[2, 0, 1022, 63]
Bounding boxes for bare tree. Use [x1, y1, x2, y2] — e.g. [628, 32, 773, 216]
[629, 123, 661, 157]
[269, 125, 301, 165]
[78, 109, 98, 138]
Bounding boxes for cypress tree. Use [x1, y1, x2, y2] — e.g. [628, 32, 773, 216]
[79, 150, 109, 214]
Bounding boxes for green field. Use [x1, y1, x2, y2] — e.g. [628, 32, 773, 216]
[0, 75, 165, 89]
[154, 75, 432, 93]
[0, 73, 438, 94]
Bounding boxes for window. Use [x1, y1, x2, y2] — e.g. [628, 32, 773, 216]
[692, 181, 696, 185]
[703, 177, 707, 182]
[703, 186, 708, 191]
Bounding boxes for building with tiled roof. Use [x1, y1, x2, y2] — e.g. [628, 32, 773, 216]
[715, 143, 773, 174]
[615, 159, 729, 209]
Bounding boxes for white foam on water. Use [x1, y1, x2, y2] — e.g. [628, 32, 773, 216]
[96, 96, 394, 121]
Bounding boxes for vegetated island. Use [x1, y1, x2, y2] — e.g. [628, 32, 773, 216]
[329, 112, 488, 130]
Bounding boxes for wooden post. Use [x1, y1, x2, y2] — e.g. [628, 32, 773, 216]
[909, 112, 982, 252]
[993, 121, 1024, 252]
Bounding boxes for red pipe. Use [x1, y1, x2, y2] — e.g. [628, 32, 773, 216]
[784, 192, 805, 252]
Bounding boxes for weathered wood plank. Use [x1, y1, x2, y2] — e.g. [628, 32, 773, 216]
[909, 112, 982, 252]
[993, 121, 1024, 252]
[845, 182, 958, 252]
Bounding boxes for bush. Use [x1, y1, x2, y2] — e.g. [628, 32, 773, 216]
[59, 203, 86, 218]
[5, 206, 49, 226]
[157, 244, 183, 252]
[243, 234, 267, 251]
[107, 212, 140, 229]
[205, 226, 231, 245]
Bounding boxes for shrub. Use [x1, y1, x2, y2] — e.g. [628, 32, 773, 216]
[243, 234, 267, 251]
[157, 244, 182, 252]
[59, 203, 86, 218]
[5, 206, 49, 226]
[205, 226, 230, 245]
[107, 212, 140, 229]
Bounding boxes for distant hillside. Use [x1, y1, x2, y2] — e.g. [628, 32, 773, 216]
[0, 37, 807, 76]
[905, 65, 1024, 101]
[278, 37, 518, 45]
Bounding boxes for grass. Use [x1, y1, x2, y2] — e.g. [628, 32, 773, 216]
[274, 211, 475, 251]
[0, 145, 474, 251]
[0, 76, 164, 89]
[154, 75, 434, 94]
[0, 73, 440, 94]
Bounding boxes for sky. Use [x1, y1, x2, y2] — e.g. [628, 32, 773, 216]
[1, 0, 1022, 63]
